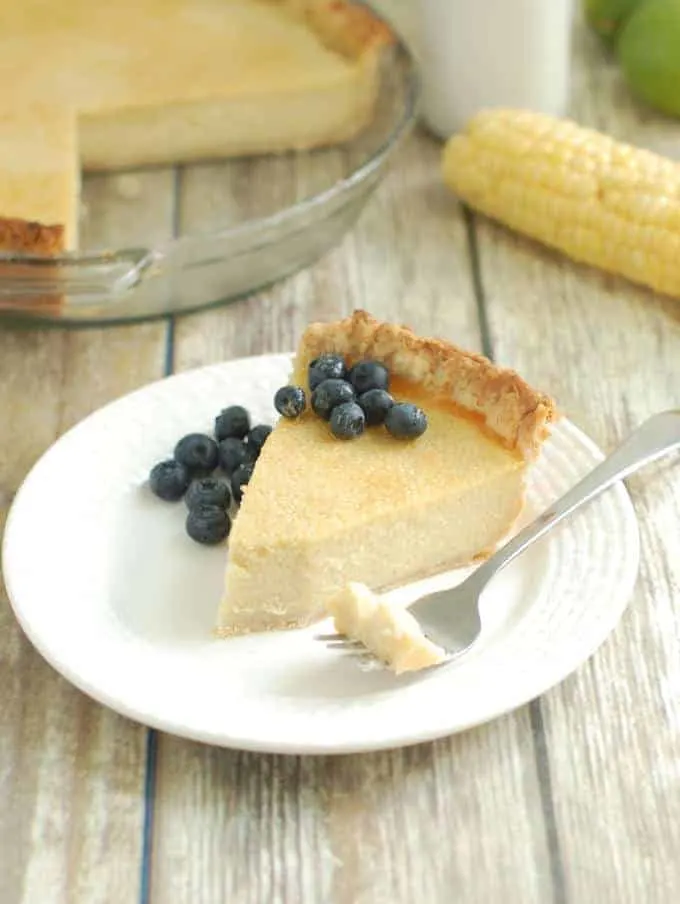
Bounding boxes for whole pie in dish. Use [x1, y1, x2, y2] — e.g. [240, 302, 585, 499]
[217, 310, 556, 636]
[0, 0, 391, 255]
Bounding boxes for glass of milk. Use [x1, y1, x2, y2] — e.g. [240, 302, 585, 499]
[418, 0, 574, 139]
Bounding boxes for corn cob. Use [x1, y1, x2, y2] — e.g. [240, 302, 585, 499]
[442, 108, 680, 298]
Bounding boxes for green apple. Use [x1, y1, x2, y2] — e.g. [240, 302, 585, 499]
[618, 0, 680, 116]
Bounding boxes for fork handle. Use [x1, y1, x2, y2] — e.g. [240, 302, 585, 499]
[473, 410, 680, 586]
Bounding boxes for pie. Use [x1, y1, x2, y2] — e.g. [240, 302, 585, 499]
[217, 310, 556, 636]
[327, 582, 447, 674]
[0, 0, 390, 256]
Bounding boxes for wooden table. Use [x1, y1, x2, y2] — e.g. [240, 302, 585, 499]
[2, 11, 680, 904]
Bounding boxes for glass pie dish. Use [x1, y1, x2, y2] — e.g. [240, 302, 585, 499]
[0, 8, 418, 327]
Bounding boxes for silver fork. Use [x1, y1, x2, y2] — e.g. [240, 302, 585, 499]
[321, 410, 680, 667]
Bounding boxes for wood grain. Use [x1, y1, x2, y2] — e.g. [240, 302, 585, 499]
[467, 21, 680, 904]
[152, 713, 553, 904]
[152, 130, 556, 904]
[0, 168, 174, 904]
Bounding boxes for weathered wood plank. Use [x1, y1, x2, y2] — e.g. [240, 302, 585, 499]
[153, 714, 552, 904]
[153, 129, 554, 904]
[470, 20, 680, 904]
[0, 168, 175, 904]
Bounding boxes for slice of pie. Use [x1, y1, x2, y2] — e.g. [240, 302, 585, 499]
[0, 0, 390, 255]
[217, 310, 556, 636]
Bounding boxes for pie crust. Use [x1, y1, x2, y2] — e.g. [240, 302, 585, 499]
[0, 218, 65, 256]
[296, 310, 558, 459]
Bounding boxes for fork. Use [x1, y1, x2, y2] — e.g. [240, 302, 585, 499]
[321, 410, 680, 667]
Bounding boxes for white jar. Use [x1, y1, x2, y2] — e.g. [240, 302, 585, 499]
[417, 0, 574, 139]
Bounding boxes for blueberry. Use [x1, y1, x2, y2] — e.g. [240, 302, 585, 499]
[329, 401, 366, 439]
[218, 437, 248, 475]
[274, 385, 306, 419]
[186, 504, 231, 545]
[308, 354, 347, 391]
[185, 477, 231, 511]
[174, 433, 219, 475]
[149, 459, 190, 501]
[246, 424, 272, 458]
[358, 388, 394, 426]
[385, 402, 428, 439]
[311, 378, 355, 420]
[348, 360, 390, 395]
[215, 405, 250, 441]
[231, 462, 255, 504]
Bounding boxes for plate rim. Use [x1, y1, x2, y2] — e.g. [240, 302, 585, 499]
[1, 355, 641, 754]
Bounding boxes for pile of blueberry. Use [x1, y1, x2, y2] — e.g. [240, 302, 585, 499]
[149, 356, 424, 543]
[273, 354, 428, 440]
[148, 405, 271, 545]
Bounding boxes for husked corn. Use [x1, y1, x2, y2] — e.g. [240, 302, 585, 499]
[442, 108, 680, 298]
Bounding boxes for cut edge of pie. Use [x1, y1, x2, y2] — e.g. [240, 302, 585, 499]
[0, 0, 393, 259]
[216, 310, 558, 637]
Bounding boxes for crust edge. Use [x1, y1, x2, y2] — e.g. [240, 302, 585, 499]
[296, 309, 558, 460]
[0, 216, 65, 256]
[275, 0, 394, 58]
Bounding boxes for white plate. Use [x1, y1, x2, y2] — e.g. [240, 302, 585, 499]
[2, 354, 640, 754]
